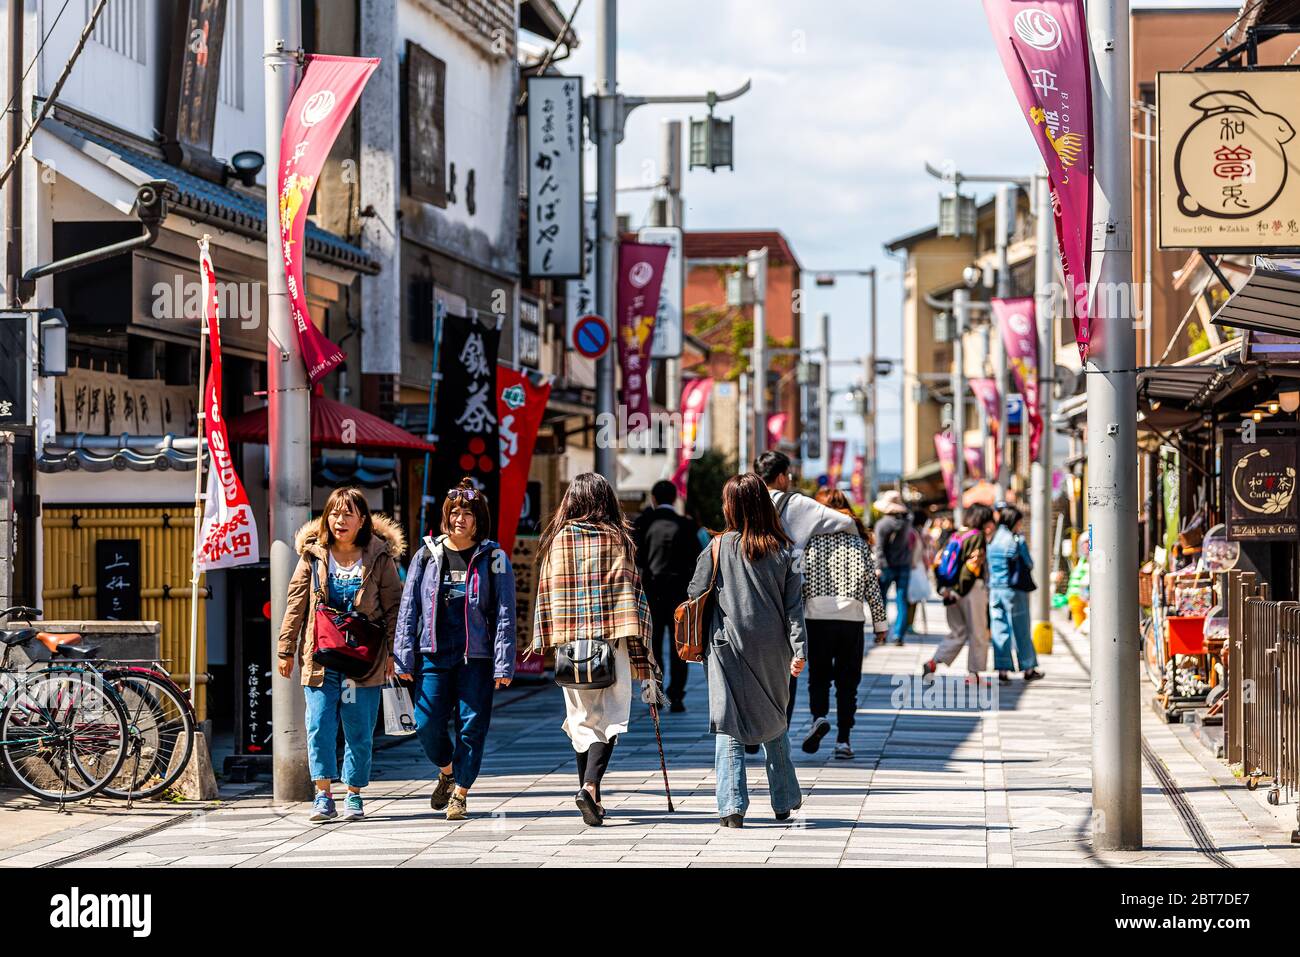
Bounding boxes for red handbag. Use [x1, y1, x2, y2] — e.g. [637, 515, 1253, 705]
[310, 558, 386, 679]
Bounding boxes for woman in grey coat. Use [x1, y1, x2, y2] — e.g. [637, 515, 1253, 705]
[687, 472, 806, 828]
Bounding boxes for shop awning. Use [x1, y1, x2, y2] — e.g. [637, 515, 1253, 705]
[1211, 257, 1300, 338]
[227, 396, 438, 455]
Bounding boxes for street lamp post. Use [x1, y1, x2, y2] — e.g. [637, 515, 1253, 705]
[811, 268, 878, 496]
[590, 0, 749, 490]
[951, 288, 969, 527]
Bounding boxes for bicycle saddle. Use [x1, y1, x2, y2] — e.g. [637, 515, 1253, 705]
[37, 633, 98, 658]
[0, 628, 37, 646]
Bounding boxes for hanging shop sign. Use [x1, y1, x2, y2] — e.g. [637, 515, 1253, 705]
[526, 75, 584, 278]
[95, 539, 141, 621]
[982, 0, 1093, 360]
[1158, 70, 1300, 251]
[638, 226, 684, 358]
[1225, 434, 1300, 541]
[280, 54, 379, 385]
[0, 314, 30, 427]
[565, 199, 598, 349]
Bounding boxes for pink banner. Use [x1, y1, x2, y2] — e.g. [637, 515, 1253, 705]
[766, 412, 788, 449]
[965, 445, 986, 481]
[279, 55, 379, 385]
[496, 365, 551, 555]
[983, 0, 1092, 360]
[935, 432, 957, 509]
[196, 242, 259, 570]
[672, 377, 714, 499]
[993, 297, 1044, 460]
[850, 455, 866, 504]
[616, 242, 670, 430]
[828, 439, 847, 487]
[969, 376, 1002, 476]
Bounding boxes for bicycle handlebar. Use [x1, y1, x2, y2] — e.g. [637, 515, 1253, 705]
[0, 606, 41, 621]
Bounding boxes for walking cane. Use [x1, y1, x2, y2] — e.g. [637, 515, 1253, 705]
[649, 704, 675, 812]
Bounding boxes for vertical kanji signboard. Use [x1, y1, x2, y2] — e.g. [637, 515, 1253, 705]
[526, 75, 584, 278]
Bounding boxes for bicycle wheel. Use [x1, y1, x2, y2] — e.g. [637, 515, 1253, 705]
[0, 671, 129, 802]
[95, 670, 195, 800]
[1142, 616, 1164, 690]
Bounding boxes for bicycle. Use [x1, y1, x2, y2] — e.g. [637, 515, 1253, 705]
[0, 606, 130, 805]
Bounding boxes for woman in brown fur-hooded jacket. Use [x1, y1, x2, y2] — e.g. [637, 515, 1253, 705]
[276, 487, 405, 822]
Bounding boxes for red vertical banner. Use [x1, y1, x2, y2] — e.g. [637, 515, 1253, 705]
[969, 377, 1003, 476]
[993, 297, 1044, 459]
[196, 241, 259, 570]
[828, 439, 847, 487]
[935, 431, 958, 509]
[850, 455, 866, 504]
[616, 242, 670, 430]
[279, 55, 379, 385]
[982, 0, 1092, 359]
[672, 377, 713, 499]
[496, 365, 551, 555]
[766, 412, 788, 449]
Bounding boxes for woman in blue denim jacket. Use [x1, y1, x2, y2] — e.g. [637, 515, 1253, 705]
[986, 505, 1044, 684]
[394, 479, 517, 821]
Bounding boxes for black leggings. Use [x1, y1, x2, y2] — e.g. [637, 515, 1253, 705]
[575, 737, 617, 801]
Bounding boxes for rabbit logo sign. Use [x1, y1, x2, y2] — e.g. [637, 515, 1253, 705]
[1159, 71, 1300, 249]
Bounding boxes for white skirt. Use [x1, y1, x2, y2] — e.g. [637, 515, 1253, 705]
[562, 638, 633, 752]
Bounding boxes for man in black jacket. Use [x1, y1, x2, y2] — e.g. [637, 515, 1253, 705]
[633, 481, 703, 712]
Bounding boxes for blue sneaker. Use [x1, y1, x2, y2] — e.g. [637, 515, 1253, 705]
[309, 791, 337, 822]
[343, 792, 364, 820]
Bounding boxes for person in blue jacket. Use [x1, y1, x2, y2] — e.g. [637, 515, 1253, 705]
[986, 504, 1044, 685]
[394, 478, 517, 821]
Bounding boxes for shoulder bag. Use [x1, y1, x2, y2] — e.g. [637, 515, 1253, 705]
[310, 556, 387, 679]
[673, 536, 720, 664]
[553, 529, 616, 689]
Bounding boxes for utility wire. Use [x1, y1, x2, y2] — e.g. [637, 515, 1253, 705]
[517, 0, 583, 107]
[0, 0, 72, 130]
[0, 0, 109, 193]
[1178, 0, 1265, 70]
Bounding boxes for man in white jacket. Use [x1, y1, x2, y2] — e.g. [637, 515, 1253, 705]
[754, 451, 858, 742]
[755, 450, 857, 553]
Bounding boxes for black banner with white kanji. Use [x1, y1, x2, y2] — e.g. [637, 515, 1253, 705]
[429, 315, 500, 538]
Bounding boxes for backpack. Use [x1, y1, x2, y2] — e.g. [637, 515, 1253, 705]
[933, 529, 976, 590]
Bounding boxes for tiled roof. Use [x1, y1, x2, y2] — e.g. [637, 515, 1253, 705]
[67, 124, 379, 274]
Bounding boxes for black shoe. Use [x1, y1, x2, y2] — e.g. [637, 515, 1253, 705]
[720, 814, 744, 828]
[894, 637, 905, 646]
[1023, 668, 1045, 681]
[430, 772, 454, 811]
[775, 800, 803, 822]
[575, 789, 603, 827]
[998, 670, 1011, 684]
[669, 700, 686, 713]
[744, 744, 760, 755]
[801, 716, 831, 754]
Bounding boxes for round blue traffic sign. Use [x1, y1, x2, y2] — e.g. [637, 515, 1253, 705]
[573, 314, 611, 360]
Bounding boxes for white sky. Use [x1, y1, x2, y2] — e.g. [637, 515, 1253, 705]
[556, 0, 1241, 474]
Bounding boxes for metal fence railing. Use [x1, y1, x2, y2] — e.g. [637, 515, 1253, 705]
[1224, 570, 1300, 827]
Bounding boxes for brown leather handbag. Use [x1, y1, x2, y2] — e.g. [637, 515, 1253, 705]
[673, 536, 720, 663]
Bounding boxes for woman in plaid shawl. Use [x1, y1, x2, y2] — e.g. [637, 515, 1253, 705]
[533, 472, 659, 826]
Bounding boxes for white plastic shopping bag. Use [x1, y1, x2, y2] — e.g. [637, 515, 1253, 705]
[382, 678, 417, 737]
[907, 562, 934, 604]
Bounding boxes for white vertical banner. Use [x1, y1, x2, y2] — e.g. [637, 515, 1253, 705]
[638, 225, 683, 358]
[565, 198, 598, 348]
[526, 75, 584, 279]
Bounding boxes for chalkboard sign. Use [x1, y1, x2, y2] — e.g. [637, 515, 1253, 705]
[1225, 435, 1300, 542]
[96, 539, 141, 620]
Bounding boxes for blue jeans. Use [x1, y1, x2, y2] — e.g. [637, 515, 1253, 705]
[989, 586, 1038, 671]
[413, 655, 495, 789]
[303, 669, 381, 788]
[715, 731, 802, 818]
[878, 565, 911, 641]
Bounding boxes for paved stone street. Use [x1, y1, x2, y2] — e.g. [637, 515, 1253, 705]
[3, 600, 1298, 868]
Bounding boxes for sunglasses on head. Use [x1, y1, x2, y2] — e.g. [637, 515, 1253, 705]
[448, 488, 478, 502]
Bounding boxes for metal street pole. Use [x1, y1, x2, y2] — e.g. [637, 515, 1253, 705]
[994, 184, 1011, 490]
[867, 266, 878, 502]
[662, 119, 683, 413]
[819, 312, 831, 467]
[749, 247, 769, 463]
[593, 0, 619, 485]
[952, 288, 968, 526]
[1031, 171, 1055, 654]
[264, 0, 312, 803]
[1088, 0, 1142, 851]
